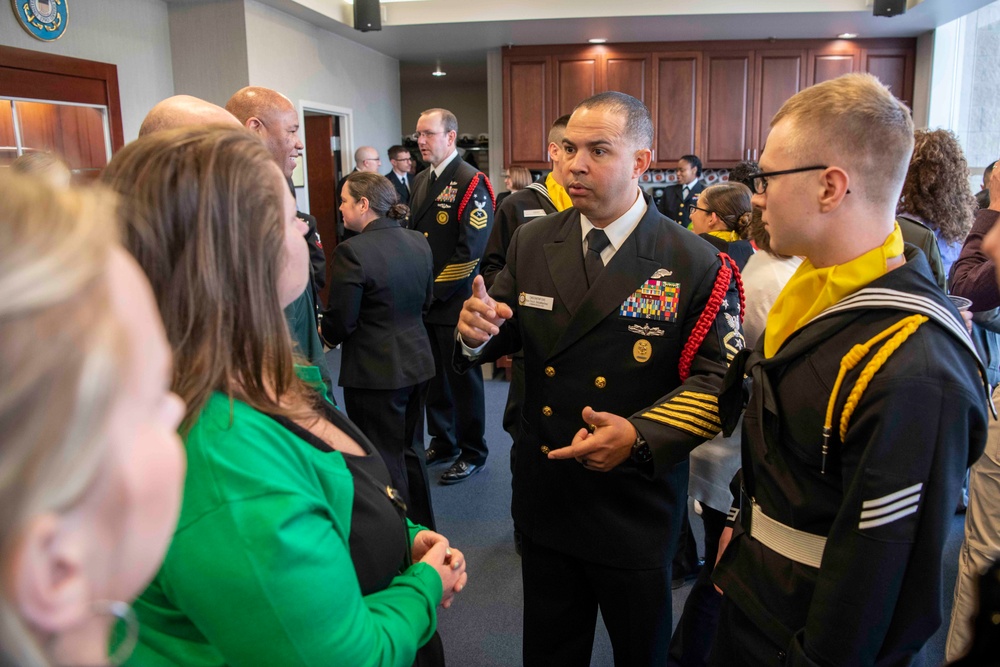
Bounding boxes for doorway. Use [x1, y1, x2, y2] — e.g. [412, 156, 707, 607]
[299, 101, 353, 306]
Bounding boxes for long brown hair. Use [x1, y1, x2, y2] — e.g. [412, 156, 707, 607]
[899, 129, 976, 244]
[102, 126, 313, 432]
[700, 182, 753, 238]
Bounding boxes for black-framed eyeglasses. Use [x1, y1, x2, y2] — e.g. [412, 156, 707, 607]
[690, 204, 714, 215]
[392, 156, 413, 162]
[746, 165, 829, 195]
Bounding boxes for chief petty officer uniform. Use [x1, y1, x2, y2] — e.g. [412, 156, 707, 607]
[456, 191, 744, 665]
[409, 151, 494, 474]
[712, 247, 991, 666]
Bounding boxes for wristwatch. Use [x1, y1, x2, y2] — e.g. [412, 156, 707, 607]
[631, 429, 652, 464]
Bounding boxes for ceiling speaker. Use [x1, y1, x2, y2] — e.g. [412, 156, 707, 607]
[355, 0, 381, 32]
[873, 0, 907, 17]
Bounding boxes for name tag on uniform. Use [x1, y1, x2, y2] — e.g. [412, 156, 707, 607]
[524, 209, 547, 218]
[518, 292, 554, 311]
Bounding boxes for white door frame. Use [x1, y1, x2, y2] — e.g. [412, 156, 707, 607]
[298, 100, 354, 213]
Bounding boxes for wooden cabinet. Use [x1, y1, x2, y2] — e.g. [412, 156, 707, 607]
[701, 50, 753, 167]
[652, 52, 700, 165]
[503, 55, 551, 166]
[502, 38, 916, 170]
[752, 49, 806, 161]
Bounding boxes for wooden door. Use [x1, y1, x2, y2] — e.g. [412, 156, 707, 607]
[554, 54, 600, 118]
[604, 52, 652, 104]
[752, 49, 806, 160]
[652, 52, 701, 167]
[503, 54, 551, 168]
[701, 50, 753, 168]
[807, 46, 861, 86]
[862, 48, 915, 107]
[304, 113, 338, 304]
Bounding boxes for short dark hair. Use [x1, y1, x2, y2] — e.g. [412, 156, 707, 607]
[681, 155, 703, 176]
[985, 160, 997, 182]
[573, 92, 653, 150]
[388, 145, 410, 160]
[728, 160, 758, 189]
[548, 114, 572, 145]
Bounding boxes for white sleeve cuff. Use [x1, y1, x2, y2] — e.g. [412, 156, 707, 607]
[456, 327, 489, 358]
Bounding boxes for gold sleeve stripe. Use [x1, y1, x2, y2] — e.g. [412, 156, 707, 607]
[640, 412, 719, 439]
[435, 260, 480, 282]
[648, 407, 721, 431]
[651, 404, 721, 426]
[668, 396, 719, 412]
[677, 391, 718, 403]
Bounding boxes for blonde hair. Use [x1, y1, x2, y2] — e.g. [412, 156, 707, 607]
[771, 73, 914, 206]
[507, 166, 532, 191]
[102, 126, 315, 432]
[0, 173, 125, 667]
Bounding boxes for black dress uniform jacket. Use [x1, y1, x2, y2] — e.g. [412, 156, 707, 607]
[321, 217, 435, 390]
[409, 156, 493, 326]
[714, 248, 990, 666]
[386, 170, 410, 206]
[659, 180, 705, 227]
[481, 182, 557, 289]
[456, 193, 743, 569]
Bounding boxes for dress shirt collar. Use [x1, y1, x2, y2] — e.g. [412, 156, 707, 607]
[432, 150, 459, 179]
[579, 187, 647, 254]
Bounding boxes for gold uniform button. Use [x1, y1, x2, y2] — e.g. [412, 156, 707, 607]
[544, 366, 556, 377]
[542, 406, 553, 417]
[540, 445, 550, 455]
[423, 232, 429, 237]
[594, 376, 607, 389]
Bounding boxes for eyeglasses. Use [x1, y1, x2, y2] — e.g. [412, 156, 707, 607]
[363, 157, 381, 164]
[392, 157, 413, 162]
[690, 205, 714, 215]
[415, 130, 445, 139]
[746, 165, 829, 195]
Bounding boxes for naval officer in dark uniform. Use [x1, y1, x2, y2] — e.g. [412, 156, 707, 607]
[658, 154, 705, 229]
[409, 108, 494, 484]
[457, 92, 742, 666]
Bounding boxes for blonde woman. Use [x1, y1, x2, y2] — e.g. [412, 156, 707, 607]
[0, 173, 185, 666]
[103, 126, 467, 666]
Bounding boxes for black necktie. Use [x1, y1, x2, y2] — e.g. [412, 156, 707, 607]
[585, 228, 611, 287]
[429, 171, 437, 186]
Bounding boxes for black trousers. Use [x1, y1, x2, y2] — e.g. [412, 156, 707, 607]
[344, 383, 435, 530]
[667, 505, 728, 667]
[424, 323, 487, 465]
[708, 597, 788, 667]
[521, 535, 673, 667]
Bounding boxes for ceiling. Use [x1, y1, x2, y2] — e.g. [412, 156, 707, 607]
[224, 0, 996, 76]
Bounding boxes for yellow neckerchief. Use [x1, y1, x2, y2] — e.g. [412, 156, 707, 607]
[546, 172, 573, 212]
[708, 229, 740, 242]
[764, 223, 904, 358]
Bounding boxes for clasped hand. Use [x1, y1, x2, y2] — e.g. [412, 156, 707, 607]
[412, 530, 468, 609]
[458, 275, 513, 346]
[546, 407, 636, 472]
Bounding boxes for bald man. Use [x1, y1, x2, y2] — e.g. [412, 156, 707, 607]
[138, 95, 240, 137]
[224, 86, 333, 393]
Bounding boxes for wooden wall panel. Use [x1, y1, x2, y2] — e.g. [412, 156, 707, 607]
[555, 56, 599, 117]
[654, 54, 699, 164]
[605, 54, 650, 103]
[754, 51, 805, 157]
[809, 52, 859, 85]
[505, 57, 550, 167]
[864, 49, 914, 106]
[703, 52, 751, 166]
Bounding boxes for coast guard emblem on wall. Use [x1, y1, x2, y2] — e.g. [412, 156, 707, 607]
[12, 0, 68, 41]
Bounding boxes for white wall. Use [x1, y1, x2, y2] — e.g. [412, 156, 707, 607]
[168, 0, 250, 106]
[0, 0, 174, 142]
[243, 0, 401, 164]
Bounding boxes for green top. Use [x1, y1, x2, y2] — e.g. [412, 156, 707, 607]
[128, 367, 441, 666]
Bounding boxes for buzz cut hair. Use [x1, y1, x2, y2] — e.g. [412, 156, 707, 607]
[573, 92, 653, 151]
[548, 114, 572, 145]
[420, 108, 458, 134]
[771, 73, 914, 206]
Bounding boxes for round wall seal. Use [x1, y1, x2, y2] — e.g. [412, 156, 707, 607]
[12, 0, 68, 41]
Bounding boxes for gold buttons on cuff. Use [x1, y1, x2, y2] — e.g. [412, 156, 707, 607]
[540, 445, 550, 455]
[542, 406, 553, 417]
[594, 376, 607, 389]
[544, 366, 556, 377]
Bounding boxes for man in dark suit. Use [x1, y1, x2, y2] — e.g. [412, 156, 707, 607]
[457, 92, 741, 665]
[658, 154, 705, 228]
[410, 107, 494, 484]
[322, 172, 436, 528]
[386, 145, 413, 206]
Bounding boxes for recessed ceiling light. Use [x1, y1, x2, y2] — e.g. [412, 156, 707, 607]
[432, 69, 446, 77]
[838, 33, 858, 39]
[588, 38, 607, 44]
